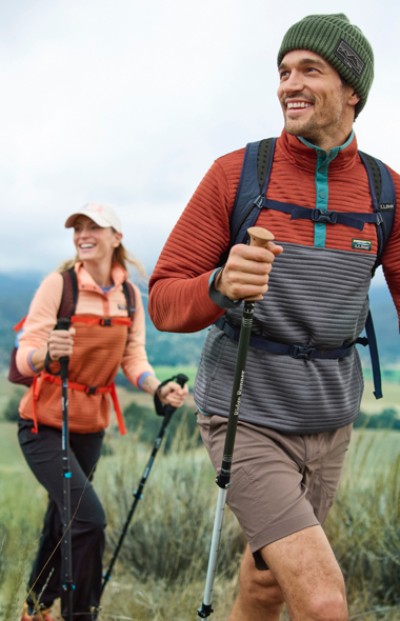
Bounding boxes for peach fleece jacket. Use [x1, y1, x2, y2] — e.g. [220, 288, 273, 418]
[17, 263, 155, 432]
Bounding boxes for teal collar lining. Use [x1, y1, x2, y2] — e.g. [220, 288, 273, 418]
[298, 130, 354, 158]
[297, 132, 355, 247]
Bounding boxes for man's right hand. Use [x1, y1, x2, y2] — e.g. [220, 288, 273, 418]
[215, 239, 283, 302]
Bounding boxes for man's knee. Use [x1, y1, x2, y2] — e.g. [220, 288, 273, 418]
[301, 587, 348, 621]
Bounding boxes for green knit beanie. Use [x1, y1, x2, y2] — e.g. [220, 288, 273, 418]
[277, 14, 374, 117]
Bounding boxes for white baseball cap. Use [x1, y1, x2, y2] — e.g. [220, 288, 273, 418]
[64, 203, 122, 233]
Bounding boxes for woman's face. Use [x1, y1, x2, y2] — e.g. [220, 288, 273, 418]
[73, 216, 122, 266]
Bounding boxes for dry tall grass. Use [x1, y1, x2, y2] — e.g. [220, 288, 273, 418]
[0, 415, 399, 620]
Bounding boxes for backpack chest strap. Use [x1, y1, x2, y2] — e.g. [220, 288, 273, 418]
[70, 315, 132, 327]
[261, 198, 381, 231]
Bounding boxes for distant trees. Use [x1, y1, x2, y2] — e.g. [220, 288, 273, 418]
[355, 408, 400, 430]
[3, 388, 25, 422]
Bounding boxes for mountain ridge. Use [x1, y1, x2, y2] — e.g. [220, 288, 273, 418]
[0, 271, 398, 370]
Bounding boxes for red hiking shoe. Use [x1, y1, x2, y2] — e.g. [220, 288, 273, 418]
[20, 602, 55, 621]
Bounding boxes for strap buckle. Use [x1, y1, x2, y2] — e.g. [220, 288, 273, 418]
[289, 344, 315, 360]
[100, 318, 112, 327]
[311, 209, 337, 224]
[85, 386, 98, 395]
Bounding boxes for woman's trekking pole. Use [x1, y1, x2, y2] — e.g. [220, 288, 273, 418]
[197, 227, 275, 619]
[100, 373, 189, 598]
[57, 317, 74, 621]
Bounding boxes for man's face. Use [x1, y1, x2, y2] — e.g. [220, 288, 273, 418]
[277, 49, 359, 150]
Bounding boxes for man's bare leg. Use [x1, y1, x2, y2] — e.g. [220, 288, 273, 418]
[228, 545, 284, 621]
[228, 526, 347, 621]
[263, 525, 348, 621]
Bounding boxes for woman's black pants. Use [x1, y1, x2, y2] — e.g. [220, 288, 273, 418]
[18, 419, 106, 621]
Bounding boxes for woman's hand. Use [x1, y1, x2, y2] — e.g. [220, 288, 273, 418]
[28, 326, 76, 372]
[47, 327, 76, 361]
[157, 380, 189, 408]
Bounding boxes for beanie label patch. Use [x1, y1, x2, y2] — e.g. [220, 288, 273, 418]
[335, 39, 365, 77]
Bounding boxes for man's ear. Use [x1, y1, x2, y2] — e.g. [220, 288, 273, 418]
[348, 90, 360, 106]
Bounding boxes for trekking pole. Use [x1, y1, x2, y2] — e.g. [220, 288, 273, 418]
[100, 373, 189, 598]
[197, 226, 275, 619]
[56, 317, 74, 621]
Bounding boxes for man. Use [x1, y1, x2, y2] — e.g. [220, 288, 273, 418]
[149, 14, 400, 621]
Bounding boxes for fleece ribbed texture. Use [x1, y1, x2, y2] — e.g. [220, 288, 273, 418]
[149, 131, 400, 433]
[194, 242, 373, 433]
[149, 132, 400, 333]
[277, 14, 374, 116]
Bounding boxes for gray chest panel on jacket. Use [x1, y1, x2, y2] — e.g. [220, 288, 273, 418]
[194, 243, 375, 433]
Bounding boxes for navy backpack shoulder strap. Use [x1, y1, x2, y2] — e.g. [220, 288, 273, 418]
[358, 151, 396, 268]
[230, 137, 277, 246]
[357, 152, 396, 399]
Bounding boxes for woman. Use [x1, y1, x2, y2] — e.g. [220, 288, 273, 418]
[16, 203, 188, 621]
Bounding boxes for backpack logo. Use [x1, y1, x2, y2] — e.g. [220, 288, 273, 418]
[352, 239, 372, 251]
[335, 40, 364, 77]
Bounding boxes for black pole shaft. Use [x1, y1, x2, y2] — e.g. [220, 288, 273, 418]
[216, 301, 254, 488]
[57, 318, 74, 621]
[100, 374, 188, 598]
[198, 226, 274, 619]
[198, 301, 255, 619]
[100, 415, 170, 596]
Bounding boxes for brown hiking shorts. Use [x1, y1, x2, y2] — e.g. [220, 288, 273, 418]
[197, 412, 352, 568]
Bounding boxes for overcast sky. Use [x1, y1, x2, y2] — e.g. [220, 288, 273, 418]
[1, 0, 399, 281]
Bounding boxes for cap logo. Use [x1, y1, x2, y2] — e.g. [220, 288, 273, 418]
[89, 204, 105, 213]
[335, 39, 364, 77]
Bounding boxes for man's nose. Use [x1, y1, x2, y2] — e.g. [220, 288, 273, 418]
[282, 72, 304, 93]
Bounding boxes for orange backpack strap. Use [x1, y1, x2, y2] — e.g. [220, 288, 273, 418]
[109, 382, 127, 434]
[70, 316, 132, 327]
[40, 373, 127, 435]
[13, 317, 26, 333]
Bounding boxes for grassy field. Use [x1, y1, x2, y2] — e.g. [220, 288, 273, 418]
[360, 377, 400, 415]
[0, 371, 399, 620]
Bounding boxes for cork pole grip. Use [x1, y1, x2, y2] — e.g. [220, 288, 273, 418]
[247, 226, 275, 248]
[246, 226, 275, 301]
